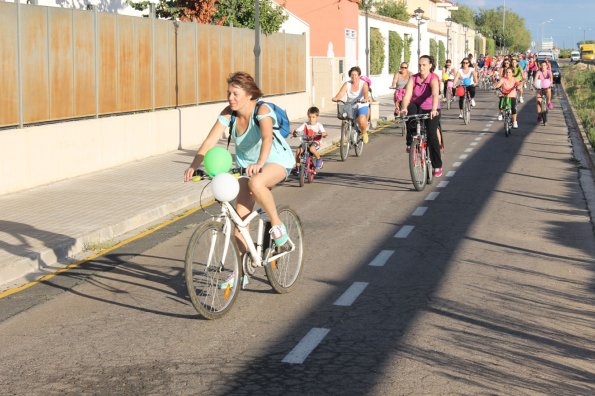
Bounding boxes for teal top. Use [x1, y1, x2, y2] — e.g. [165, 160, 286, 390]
[218, 101, 294, 170]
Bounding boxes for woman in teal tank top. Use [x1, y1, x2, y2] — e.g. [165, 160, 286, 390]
[184, 72, 295, 251]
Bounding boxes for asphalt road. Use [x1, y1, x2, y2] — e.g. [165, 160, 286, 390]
[1, 86, 594, 394]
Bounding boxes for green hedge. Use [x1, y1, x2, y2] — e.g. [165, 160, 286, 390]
[430, 39, 438, 68]
[564, 64, 595, 149]
[370, 28, 385, 75]
[389, 31, 404, 73]
[404, 34, 413, 64]
[438, 40, 446, 68]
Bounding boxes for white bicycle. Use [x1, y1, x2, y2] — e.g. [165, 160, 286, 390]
[185, 169, 304, 319]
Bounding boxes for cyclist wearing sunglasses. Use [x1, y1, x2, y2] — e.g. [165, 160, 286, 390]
[453, 57, 478, 119]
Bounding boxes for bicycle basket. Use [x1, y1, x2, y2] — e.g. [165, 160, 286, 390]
[337, 102, 355, 120]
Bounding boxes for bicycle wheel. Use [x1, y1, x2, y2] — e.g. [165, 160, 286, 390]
[542, 97, 548, 126]
[265, 206, 304, 293]
[185, 220, 241, 319]
[306, 157, 314, 183]
[504, 111, 511, 137]
[446, 94, 452, 110]
[298, 158, 306, 187]
[409, 139, 427, 191]
[354, 128, 364, 157]
[340, 121, 351, 161]
[463, 98, 471, 125]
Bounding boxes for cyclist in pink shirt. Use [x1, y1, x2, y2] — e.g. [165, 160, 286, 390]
[400, 55, 443, 177]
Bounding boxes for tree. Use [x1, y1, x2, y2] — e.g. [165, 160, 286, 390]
[451, 5, 475, 28]
[375, 0, 410, 22]
[438, 40, 445, 67]
[129, 0, 221, 22]
[214, 0, 288, 34]
[429, 38, 438, 67]
[129, 0, 288, 34]
[474, 7, 530, 53]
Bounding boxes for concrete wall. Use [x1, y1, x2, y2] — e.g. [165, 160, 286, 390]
[0, 92, 309, 195]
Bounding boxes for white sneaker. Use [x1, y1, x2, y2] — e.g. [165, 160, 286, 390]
[498, 114, 503, 121]
[471, 99, 476, 107]
[519, 96, 524, 104]
[458, 113, 463, 119]
[513, 121, 518, 128]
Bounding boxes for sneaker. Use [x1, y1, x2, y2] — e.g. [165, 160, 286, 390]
[270, 223, 289, 247]
[548, 101, 554, 110]
[362, 133, 369, 144]
[471, 99, 476, 107]
[291, 166, 299, 175]
[219, 273, 245, 289]
[433, 168, 443, 177]
[458, 113, 463, 119]
[537, 115, 541, 123]
[497, 114, 503, 121]
[315, 159, 323, 169]
[519, 96, 524, 104]
[513, 121, 518, 129]
[406, 145, 411, 153]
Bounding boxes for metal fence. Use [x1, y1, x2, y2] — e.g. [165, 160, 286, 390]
[0, 3, 306, 128]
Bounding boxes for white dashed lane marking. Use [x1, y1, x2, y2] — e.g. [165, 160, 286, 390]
[438, 181, 449, 188]
[447, 171, 456, 177]
[369, 250, 395, 267]
[453, 161, 462, 167]
[425, 192, 440, 201]
[459, 154, 468, 159]
[412, 206, 428, 216]
[394, 225, 415, 238]
[282, 328, 330, 364]
[333, 282, 369, 306]
[464, 148, 473, 153]
[470, 142, 478, 146]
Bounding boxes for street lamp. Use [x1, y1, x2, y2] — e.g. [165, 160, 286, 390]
[414, 7, 424, 61]
[540, 19, 552, 50]
[445, 17, 453, 60]
[364, 0, 372, 76]
[463, 23, 469, 56]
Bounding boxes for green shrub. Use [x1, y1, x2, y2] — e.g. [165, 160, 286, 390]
[564, 64, 595, 149]
[370, 28, 385, 75]
[429, 39, 438, 68]
[438, 40, 446, 68]
[404, 34, 413, 64]
[389, 31, 403, 73]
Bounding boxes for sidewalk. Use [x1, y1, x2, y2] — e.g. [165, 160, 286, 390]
[0, 95, 398, 292]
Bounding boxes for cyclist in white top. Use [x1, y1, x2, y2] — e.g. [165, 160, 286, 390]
[332, 66, 371, 144]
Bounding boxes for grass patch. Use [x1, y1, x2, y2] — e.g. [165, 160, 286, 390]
[83, 240, 117, 252]
[561, 63, 595, 149]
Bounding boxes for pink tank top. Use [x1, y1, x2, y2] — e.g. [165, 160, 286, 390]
[412, 73, 439, 111]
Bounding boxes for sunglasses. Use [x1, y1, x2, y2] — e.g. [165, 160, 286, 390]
[401, 66, 408, 69]
[463, 61, 470, 64]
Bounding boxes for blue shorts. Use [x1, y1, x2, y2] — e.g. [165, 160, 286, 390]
[356, 106, 369, 117]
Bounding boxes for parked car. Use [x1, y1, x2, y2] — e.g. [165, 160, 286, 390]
[571, 50, 581, 62]
[537, 51, 555, 60]
[550, 60, 562, 84]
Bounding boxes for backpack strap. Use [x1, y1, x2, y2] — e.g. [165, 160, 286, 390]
[226, 101, 286, 150]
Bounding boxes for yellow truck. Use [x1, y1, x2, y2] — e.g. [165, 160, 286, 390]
[580, 44, 595, 61]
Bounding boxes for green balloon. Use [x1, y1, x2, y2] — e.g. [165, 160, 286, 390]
[204, 147, 232, 176]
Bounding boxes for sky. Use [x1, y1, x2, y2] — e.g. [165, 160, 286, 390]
[455, 0, 594, 49]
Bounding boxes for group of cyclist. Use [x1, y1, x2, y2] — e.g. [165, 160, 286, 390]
[181, 49, 557, 256]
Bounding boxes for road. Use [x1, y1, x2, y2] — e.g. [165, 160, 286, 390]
[1, 86, 594, 394]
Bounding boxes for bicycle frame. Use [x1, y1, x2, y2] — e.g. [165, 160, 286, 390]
[214, 201, 294, 270]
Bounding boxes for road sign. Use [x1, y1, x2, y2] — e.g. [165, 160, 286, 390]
[531, 41, 536, 48]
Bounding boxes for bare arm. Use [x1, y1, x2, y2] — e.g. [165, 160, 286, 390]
[332, 83, 348, 102]
[184, 106, 232, 181]
[248, 104, 274, 177]
[399, 78, 415, 115]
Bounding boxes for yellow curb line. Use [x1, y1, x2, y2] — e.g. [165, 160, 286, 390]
[1, 121, 399, 299]
[0, 200, 216, 299]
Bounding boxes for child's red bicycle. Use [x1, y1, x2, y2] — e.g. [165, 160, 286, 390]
[295, 132, 324, 187]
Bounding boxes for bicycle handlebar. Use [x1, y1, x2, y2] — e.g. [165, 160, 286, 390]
[191, 167, 243, 182]
[399, 113, 431, 121]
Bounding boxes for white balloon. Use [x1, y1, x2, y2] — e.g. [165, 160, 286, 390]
[211, 173, 240, 202]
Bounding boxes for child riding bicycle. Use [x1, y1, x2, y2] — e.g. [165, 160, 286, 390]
[293, 106, 327, 170]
